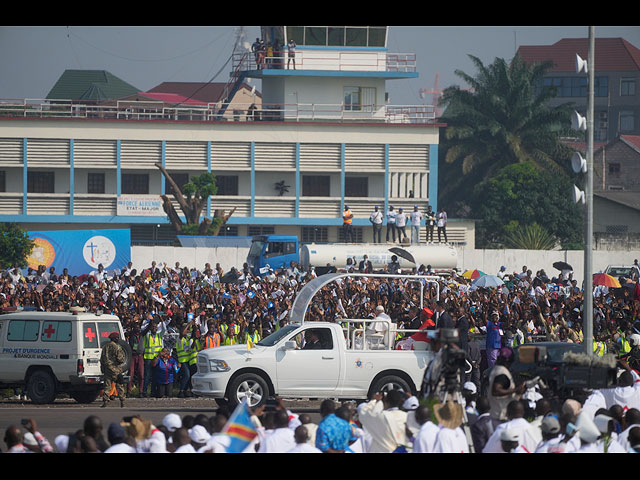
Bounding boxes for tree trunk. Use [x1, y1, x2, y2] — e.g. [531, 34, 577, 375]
[160, 194, 183, 233]
[210, 207, 237, 236]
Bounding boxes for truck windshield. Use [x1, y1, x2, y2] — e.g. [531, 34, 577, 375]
[248, 241, 264, 257]
[258, 324, 301, 347]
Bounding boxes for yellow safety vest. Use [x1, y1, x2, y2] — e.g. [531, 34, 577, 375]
[176, 336, 192, 364]
[343, 209, 353, 224]
[221, 324, 240, 345]
[593, 340, 606, 357]
[246, 331, 261, 344]
[188, 339, 201, 365]
[143, 333, 162, 360]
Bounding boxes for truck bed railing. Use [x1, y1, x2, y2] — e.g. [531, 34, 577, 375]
[339, 318, 427, 351]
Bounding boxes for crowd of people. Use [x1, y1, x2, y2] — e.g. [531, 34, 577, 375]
[2, 255, 640, 453]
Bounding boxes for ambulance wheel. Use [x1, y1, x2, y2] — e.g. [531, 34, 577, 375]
[26, 369, 58, 404]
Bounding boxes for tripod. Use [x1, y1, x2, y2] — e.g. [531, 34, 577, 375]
[441, 386, 475, 454]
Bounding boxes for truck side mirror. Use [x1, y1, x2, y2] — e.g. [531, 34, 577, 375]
[283, 341, 297, 350]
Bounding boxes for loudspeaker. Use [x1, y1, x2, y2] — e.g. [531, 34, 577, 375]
[571, 152, 587, 174]
[575, 53, 588, 74]
[571, 111, 587, 131]
[572, 185, 585, 204]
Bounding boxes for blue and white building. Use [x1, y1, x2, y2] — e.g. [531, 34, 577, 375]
[0, 26, 474, 247]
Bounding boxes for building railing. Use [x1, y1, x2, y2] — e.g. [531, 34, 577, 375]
[234, 50, 417, 73]
[0, 99, 437, 124]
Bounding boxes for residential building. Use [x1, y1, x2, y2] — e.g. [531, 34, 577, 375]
[518, 37, 640, 143]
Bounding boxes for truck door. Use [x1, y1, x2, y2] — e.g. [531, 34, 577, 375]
[276, 326, 340, 395]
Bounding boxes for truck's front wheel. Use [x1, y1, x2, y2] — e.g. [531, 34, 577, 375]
[228, 373, 269, 409]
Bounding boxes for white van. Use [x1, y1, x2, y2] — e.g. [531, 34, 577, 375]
[0, 308, 131, 404]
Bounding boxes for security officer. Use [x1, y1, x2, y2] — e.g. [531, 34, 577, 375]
[221, 314, 241, 345]
[142, 321, 163, 397]
[342, 204, 354, 243]
[244, 322, 261, 346]
[176, 323, 195, 398]
[101, 332, 126, 408]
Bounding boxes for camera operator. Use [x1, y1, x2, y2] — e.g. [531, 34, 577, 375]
[421, 328, 466, 401]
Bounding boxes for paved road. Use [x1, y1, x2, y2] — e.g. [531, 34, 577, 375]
[0, 396, 322, 452]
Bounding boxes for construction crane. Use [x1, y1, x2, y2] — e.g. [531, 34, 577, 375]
[420, 72, 443, 118]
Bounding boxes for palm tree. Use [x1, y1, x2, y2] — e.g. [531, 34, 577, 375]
[438, 54, 577, 210]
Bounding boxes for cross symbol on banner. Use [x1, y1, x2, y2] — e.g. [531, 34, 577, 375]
[85, 327, 96, 342]
[44, 324, 56, 338]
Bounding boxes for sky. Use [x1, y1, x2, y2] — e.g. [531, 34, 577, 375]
[1, 25, 639, 106]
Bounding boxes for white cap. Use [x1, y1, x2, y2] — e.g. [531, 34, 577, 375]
[402, 396, 419, 410]
[189, 425, 210, 444]
[463, 382, 477, 394]
[162, 413, 182, 432]
[500, 429, 519, 442]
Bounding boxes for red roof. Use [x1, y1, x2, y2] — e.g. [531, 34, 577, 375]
[621, 135, 640, 152]
[517, 37, 640, 72]
[147, 81, 258, 104]
[137, 91, 209, 106]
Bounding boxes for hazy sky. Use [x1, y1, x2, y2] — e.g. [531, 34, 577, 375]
[1, 25, 639, 106]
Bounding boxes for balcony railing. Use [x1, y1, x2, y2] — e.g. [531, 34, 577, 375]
[233, 50, 417, 73]
[0, 99, 437, 124]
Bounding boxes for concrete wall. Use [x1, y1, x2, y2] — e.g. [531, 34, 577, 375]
[131, 244, 640, 284]
[457, 248, 640, 283]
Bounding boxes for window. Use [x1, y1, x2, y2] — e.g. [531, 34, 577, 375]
[82, 322, 100, 349]
[216, 175, 239, 196]
[302, 175, 330, 196]
[97, 322, 121, 346]
[338, 226, 363, 243]
[289, 327, 334, 349]
[543, 76, 608, 97]
[302, 226, 328, 243]
[87, 172, 105, 194]
[608, 163, 621, 175]
[28, 171, 54, 193]
[41, 321, 72, 342]
[264, 241, 297, 258]
[345, 177, 368, 197]
[620, 111, 635, 132]
[344, 87, 376, 111]
[286, 26, 387, 47]
[0, 170, 5, 192]
[7, 320, 40, 342]
[621, 78, 636, 96]
[217, 225, 238, 236]
[167, 172, 189, 196]
[122, 173, 149, 194]
[248, 226, 275, 236]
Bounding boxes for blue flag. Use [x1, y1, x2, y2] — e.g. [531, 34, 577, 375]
[223, 399, 258, 453]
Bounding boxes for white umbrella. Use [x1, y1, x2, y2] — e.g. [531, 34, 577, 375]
[471, 274, 504, 289]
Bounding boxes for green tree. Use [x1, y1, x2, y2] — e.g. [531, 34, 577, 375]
[472, 162, 583, 249]
[504, 223, 556, 250]
[0, 223, 34, 268]
[438, 54, 578, 212]
[155, 164, 235, 236]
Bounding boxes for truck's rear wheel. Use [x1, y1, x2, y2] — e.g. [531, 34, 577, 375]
[370, 375, 411, 396]
[26, 370, 57, 404]
[228, 373, 269, 409]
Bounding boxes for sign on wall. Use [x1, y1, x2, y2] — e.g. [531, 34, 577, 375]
[116, 195, 164, 216]
[26, 229, 131, 276]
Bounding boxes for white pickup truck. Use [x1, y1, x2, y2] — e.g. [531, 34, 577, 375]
[192, 321, 433, 408]
[192, 273, 435, 408]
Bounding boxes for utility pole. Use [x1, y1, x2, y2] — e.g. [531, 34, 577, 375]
[584, 26, 595, 355]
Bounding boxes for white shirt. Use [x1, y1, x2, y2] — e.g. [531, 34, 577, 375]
[174, 443, 197, 453]
[396, 213, 407, 227]
[482, 418, 541, 453]
[409, 210, 423, 226]
[412, 421, 440, 453]
[287, 443, 322, 453]
[387, 210, 397, 224]
[358, 400, 409, 453]
[258, 427, 296, 453]
[104, 442, 137, 453]
[433, 427, 469, 453]
[370, 210, 383, 225]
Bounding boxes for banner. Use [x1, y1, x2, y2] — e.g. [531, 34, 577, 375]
[26, 229, 131, 276]
[116, 195, 164, 216]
